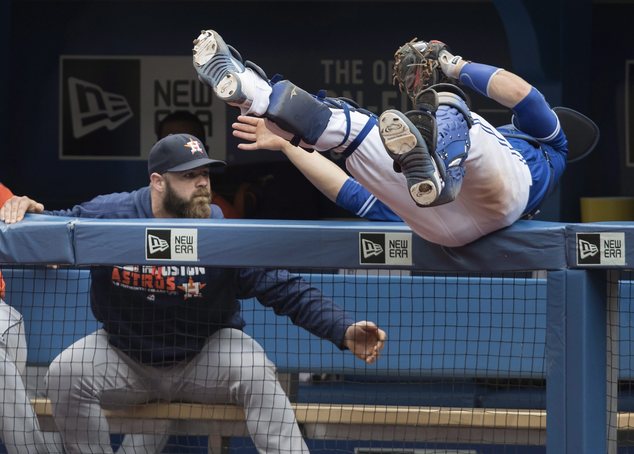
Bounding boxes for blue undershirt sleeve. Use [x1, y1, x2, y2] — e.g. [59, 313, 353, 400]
[335, 178, 401, 221]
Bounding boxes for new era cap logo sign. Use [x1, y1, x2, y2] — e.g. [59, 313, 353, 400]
[61, 57, 141, 159]
[68, 77, 133, 139]
[359, 232, 412, 265]
[146, 228, 198, 261]
[361, 238, 384, 258]
[147, 234, 170, 255]
[578, 238, 599, 260]
[60, 56, 227, 161]
[576, 232, 625, 266]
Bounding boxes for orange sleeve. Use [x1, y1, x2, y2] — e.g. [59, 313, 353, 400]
[0, 185, 11, 297]
[212, 194, 241, 219]
[0, 183, 14, 207]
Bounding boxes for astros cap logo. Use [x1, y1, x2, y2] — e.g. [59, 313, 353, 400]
[184, 137, 204, 154]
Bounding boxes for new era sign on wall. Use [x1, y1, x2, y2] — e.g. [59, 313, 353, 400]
[59, 56, 227, 162]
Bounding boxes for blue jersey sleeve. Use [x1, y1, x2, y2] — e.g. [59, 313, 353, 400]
[335, 178, 401, 221]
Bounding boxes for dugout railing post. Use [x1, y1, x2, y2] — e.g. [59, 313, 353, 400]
[547, 269, 612, 453]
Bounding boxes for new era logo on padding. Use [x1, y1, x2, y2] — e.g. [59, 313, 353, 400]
[576, 232, 625, 266]
[578, 238, 599, 260]
[359, 232, 412, 266]
[361, 238, 384, 258]
[146, 230, 172, 259]
[146, 228, 198, 261]
[147, 234, 170, 255]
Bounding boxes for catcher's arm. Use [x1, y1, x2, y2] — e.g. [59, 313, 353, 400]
[233, 115, 347, 202]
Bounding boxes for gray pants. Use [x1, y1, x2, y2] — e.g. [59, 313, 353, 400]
[46, 328, 309, 454]
[0, 299, 63, 454]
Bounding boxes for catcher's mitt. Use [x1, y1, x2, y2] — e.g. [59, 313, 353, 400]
[392, 39, 453, 103]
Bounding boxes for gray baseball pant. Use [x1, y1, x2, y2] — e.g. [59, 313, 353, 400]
[1, 301, 167, 454]
[46, 328, 309, 454]
[0, 300, 64, 454]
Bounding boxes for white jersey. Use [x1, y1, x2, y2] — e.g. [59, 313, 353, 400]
[315, 110, 532, 247]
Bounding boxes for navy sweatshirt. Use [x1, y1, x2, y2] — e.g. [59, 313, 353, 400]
[46, 187, 354, 365]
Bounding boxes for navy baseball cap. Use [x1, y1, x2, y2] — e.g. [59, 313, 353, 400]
[148, 134, 226, 175]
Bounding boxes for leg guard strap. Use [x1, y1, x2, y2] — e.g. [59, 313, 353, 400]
[341, 115, 378, 159]
[321, 96, 353, 151]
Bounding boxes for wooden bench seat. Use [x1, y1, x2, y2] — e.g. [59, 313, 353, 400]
[31, 398, 548, 449]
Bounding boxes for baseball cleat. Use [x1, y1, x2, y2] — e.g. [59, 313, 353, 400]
[193, 30, 249, 105]
[379, 110, 443, 206]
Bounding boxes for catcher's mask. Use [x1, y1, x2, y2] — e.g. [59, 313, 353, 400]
[392, 39, 446, 103]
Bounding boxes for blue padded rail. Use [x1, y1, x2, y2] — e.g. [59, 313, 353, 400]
[0, 215, 75, 265]
[70, 218, 567, 271]
[0, 215, 569, 272]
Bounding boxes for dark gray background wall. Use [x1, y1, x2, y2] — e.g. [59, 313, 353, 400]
[1, 0, 630, 222]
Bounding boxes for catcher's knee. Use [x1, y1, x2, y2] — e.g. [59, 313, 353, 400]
[266, 80, 376, 153]
[267, 80, 332, 145]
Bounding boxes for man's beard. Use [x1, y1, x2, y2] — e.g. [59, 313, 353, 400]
[163, 182, 211, 219]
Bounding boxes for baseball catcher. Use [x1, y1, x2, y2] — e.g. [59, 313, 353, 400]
[192, 30, 592, 247]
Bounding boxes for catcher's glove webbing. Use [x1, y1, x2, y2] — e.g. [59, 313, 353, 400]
[392, 39, 453, 103]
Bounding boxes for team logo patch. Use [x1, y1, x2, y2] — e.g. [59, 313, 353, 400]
[359, 232, 412, 265]
[146, 228, 198, 261]
[178, 277, 207, 299]
[184, 138, 204, 154]
[576, 232, 625, 266]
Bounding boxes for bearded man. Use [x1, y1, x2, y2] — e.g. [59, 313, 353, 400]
[0, 134, 386, 453]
